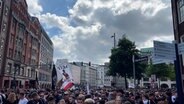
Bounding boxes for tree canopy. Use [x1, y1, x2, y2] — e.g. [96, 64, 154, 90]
[146, 63, 175, 80]
[108, 36, 147, 88]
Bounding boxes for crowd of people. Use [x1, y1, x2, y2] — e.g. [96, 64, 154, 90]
[0, 87, 179, 104]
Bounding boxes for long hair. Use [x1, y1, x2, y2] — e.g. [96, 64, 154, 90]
[7, 92, 17, 103]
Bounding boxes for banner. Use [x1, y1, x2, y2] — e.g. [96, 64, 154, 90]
[56, 59, 74, 91]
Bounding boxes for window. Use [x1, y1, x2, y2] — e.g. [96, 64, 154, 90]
[17, 51, 21, 59]
[20, 67, 24, 76]
[14, 50, 17, 59]
[25, 69, 28, 77]
[28, 69, 30, 77]
[2, 23, 6, 32]
[178, 0, 184, 23]
[6, 63, 11, 73]
[22, 55, 25, 63]
[4, 6, 8, 16]
[31, 70, 33, 78]
[10, 34, 14, 45]
[0, 39, 3, 50]
[0, 1, 2, 9]
[8, 48, 13, 58]
[12, 19, 16, 31]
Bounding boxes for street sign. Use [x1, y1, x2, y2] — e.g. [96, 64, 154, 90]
[135, 56, 148, 62]
[178, 42, 184, 54]
[153, 41, 176, 60]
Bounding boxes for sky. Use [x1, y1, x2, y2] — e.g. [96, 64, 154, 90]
[26, 0, 174, 64]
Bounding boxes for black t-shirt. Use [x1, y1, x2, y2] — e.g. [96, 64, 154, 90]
[27, 100, 38, 104]
[39, 98, 47, 104]
[5, 100, 18, 104]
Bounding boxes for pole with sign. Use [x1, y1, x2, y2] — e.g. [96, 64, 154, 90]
[174, 43, 184, 104]
[132, 55, 148, 88]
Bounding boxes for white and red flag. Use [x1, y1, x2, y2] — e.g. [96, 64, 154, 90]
[56, 59, 74, 91]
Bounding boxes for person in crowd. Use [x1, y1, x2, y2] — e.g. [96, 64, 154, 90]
[141, 95, 149, 104]
[47, 95, 55, 104]
[84, 98, 95, 104]
[38, 90, 47, 104]
[58, 99, 66, 104]
[18, 92, 28, 104]
[149, 93, 156, 104]
[171, 91, 178, 104]
[105, 92, 115, 104]
[27, 92, 42, 104]
[68, 95, 76, 104]
[63, 91, 70, 103]
[5, 92, 17, 104]
[76, 97, 84, 104]
[0, 90, 6, 104]
[54, 91, 62, 104]
[115, 96, 122, 104]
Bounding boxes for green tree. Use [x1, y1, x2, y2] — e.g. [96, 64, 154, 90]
[146, 63, 176, 87]
[168, 64, 176, 81]
[108, 36, 146, 89]
[146, 63, 175, 79]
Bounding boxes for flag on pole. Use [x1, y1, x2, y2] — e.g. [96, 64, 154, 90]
[52, 65, 57, 90]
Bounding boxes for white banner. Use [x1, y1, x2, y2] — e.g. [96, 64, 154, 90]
[56, 59, 74, 90]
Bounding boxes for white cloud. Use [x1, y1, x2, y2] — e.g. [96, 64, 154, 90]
[26, 0, 174, 64]
[26, 0, 43, 15]
[39, 13, 70, 29]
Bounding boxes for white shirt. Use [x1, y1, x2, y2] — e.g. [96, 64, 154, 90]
[18, 98, 28, 104]
[172, 95, 176, 103]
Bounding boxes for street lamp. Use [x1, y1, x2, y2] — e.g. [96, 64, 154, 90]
[111, 33, 117, 87]
[111, 33, 116, 48]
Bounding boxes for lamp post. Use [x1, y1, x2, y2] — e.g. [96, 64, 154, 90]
[111, 33, 116, 48]
[111, 33, 117, 87]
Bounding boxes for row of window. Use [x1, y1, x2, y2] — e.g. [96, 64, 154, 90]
[6, 63, 36, 78]
[8, 47, 38, 65]
[0, 3, 9, 16]
[0, 2, 9, 66]
[41, 37, 53, 54]
[104, 79, 111, 81]
[39, 72, 50, 81]
[14, 50, 22, 61]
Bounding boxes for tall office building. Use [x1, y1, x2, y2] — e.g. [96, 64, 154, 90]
[38, 27, 53, 88]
